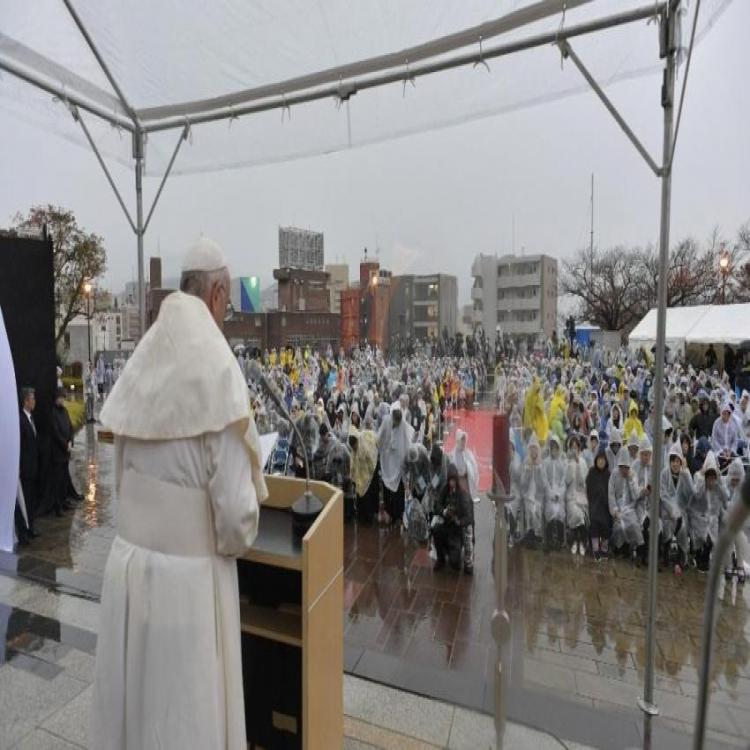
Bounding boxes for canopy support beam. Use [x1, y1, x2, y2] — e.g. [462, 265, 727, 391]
[0, 54, 133, 131]
[134, 128, 145, 337]
[142, 1, 667, 134]
[68, 107, 187, 334]
[61, 0, 138, 125]
[69, 105, 136, 233]
[640, 4, 678, 739]
[559, 40, 662, 177]
[143, 124, 190, 234]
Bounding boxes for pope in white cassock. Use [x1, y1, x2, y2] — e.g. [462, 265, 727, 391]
[92, 238, 267, 750]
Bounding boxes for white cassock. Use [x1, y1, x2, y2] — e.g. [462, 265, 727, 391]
[92, 292, 268, 750]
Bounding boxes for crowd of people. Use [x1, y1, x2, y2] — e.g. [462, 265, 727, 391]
[499, 343, 750, 577]
[241, 333, 750, 581]
[242, 343, 485, 574]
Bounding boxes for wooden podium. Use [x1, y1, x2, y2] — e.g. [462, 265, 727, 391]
[238, 475, 343, 750]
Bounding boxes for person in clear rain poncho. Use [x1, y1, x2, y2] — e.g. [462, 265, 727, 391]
[689, 450, 728, 571]
[520, 434, 546, 543]
[506, 440, 523, 542]
[403, 443, 432, 505]
[565, 434, 589, 556]
[377, 404, 414, 525]
[723, 459, 749, 585]
[543, 434, 567, 549]
[608, 453, 645, 558]
[659, 440, 693, 572]
[606, 427, 623, 472]
[450, 429, 480, 504]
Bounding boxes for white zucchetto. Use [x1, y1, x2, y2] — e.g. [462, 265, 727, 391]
[181, 236, 227, 273]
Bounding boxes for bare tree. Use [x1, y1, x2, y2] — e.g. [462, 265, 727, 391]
[562, 219, 750, 333]
[562, 245, 646, 331]
[13, 205, 107, 347]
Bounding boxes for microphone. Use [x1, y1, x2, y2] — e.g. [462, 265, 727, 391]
[247, 360, 323, 538]
[693, 469, 750, 749]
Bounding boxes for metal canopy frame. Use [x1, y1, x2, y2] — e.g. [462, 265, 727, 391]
[0, 0, 710, 747]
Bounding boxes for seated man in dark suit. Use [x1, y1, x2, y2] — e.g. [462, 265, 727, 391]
[51, 387, 75, 517]
[18, 386, 40, 544]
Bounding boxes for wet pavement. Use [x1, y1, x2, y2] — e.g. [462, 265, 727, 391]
[3, 424, 750, 748]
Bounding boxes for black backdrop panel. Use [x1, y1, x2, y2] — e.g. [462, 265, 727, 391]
[0, 234, 56, 442]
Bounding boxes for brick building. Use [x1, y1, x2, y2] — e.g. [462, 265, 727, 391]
[274, 267, 330, 313]
[224, 310, 339, 352]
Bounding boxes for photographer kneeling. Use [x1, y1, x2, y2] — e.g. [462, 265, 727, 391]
[432, 463, 474, 574]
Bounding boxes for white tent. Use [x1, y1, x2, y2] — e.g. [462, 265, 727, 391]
[629, 303, 750, 351]
[628, 304, 712, 353]
[685, 304, 750, 346]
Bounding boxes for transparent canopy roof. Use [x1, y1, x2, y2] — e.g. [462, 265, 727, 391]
[0, 0, 731, 175]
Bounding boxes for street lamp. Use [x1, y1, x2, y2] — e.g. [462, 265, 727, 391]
[719, 249, 730, 305]
[83, 281, 93, 365]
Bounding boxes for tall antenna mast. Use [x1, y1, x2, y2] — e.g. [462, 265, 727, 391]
[590, 173, 595, 254]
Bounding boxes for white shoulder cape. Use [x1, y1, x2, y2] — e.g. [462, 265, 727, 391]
[100, 291, 268, 502]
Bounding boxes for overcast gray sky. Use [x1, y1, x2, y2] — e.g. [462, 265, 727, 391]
[1, 1, 748, 308]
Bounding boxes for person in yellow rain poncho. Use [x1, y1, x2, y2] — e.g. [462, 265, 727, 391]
[547, 385, 568, 444]
[523, 378, 549, 443]
[548, 386, 567, 427]
[289, 363, 300, 387]
[623, 401, 645, 439]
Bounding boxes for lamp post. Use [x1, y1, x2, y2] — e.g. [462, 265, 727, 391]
[83, 281, 93, 364]
[719, 249, 730, 305]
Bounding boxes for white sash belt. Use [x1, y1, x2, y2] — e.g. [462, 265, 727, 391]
[118, 469, 215, 557]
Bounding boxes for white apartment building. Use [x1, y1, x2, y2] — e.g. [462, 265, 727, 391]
[471, 253, 558, 338]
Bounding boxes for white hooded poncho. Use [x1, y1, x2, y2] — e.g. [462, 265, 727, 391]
[450, 429, 479, 500]
[377, 411, 414, 492]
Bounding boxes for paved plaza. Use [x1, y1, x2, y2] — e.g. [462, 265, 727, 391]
[0, 425, 749, 748]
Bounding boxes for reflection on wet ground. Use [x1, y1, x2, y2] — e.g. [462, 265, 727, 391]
[5, 427, 750, 748]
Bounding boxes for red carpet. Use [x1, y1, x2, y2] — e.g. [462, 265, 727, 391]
[441, 407, 496, 492]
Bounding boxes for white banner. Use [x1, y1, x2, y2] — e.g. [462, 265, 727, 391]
[0, 305, 20, 551]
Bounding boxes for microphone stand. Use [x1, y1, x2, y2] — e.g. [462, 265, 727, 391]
[250, 363, 321, 531]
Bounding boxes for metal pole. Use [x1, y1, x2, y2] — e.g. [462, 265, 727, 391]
[71, 105, 137, 233]
[133, 128, 145, 338]
[638, 2, 678, 731]
[143, 124, 190, 233]
[560, 41, 661, 177]
[590, 173, 594, 255]
[61, 0, 138, 123]
[87, 294, 91, 364]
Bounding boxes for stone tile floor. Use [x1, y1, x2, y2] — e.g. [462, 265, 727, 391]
[4, 425, 750, 748]
[0, 573, 591, 749]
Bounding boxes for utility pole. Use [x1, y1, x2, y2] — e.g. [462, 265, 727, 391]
[590, 173, 594, 254]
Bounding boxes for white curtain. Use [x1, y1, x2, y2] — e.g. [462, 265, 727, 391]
[0, 305, 20, 552]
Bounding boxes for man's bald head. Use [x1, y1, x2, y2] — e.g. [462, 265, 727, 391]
[179, 237, 230, 329]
